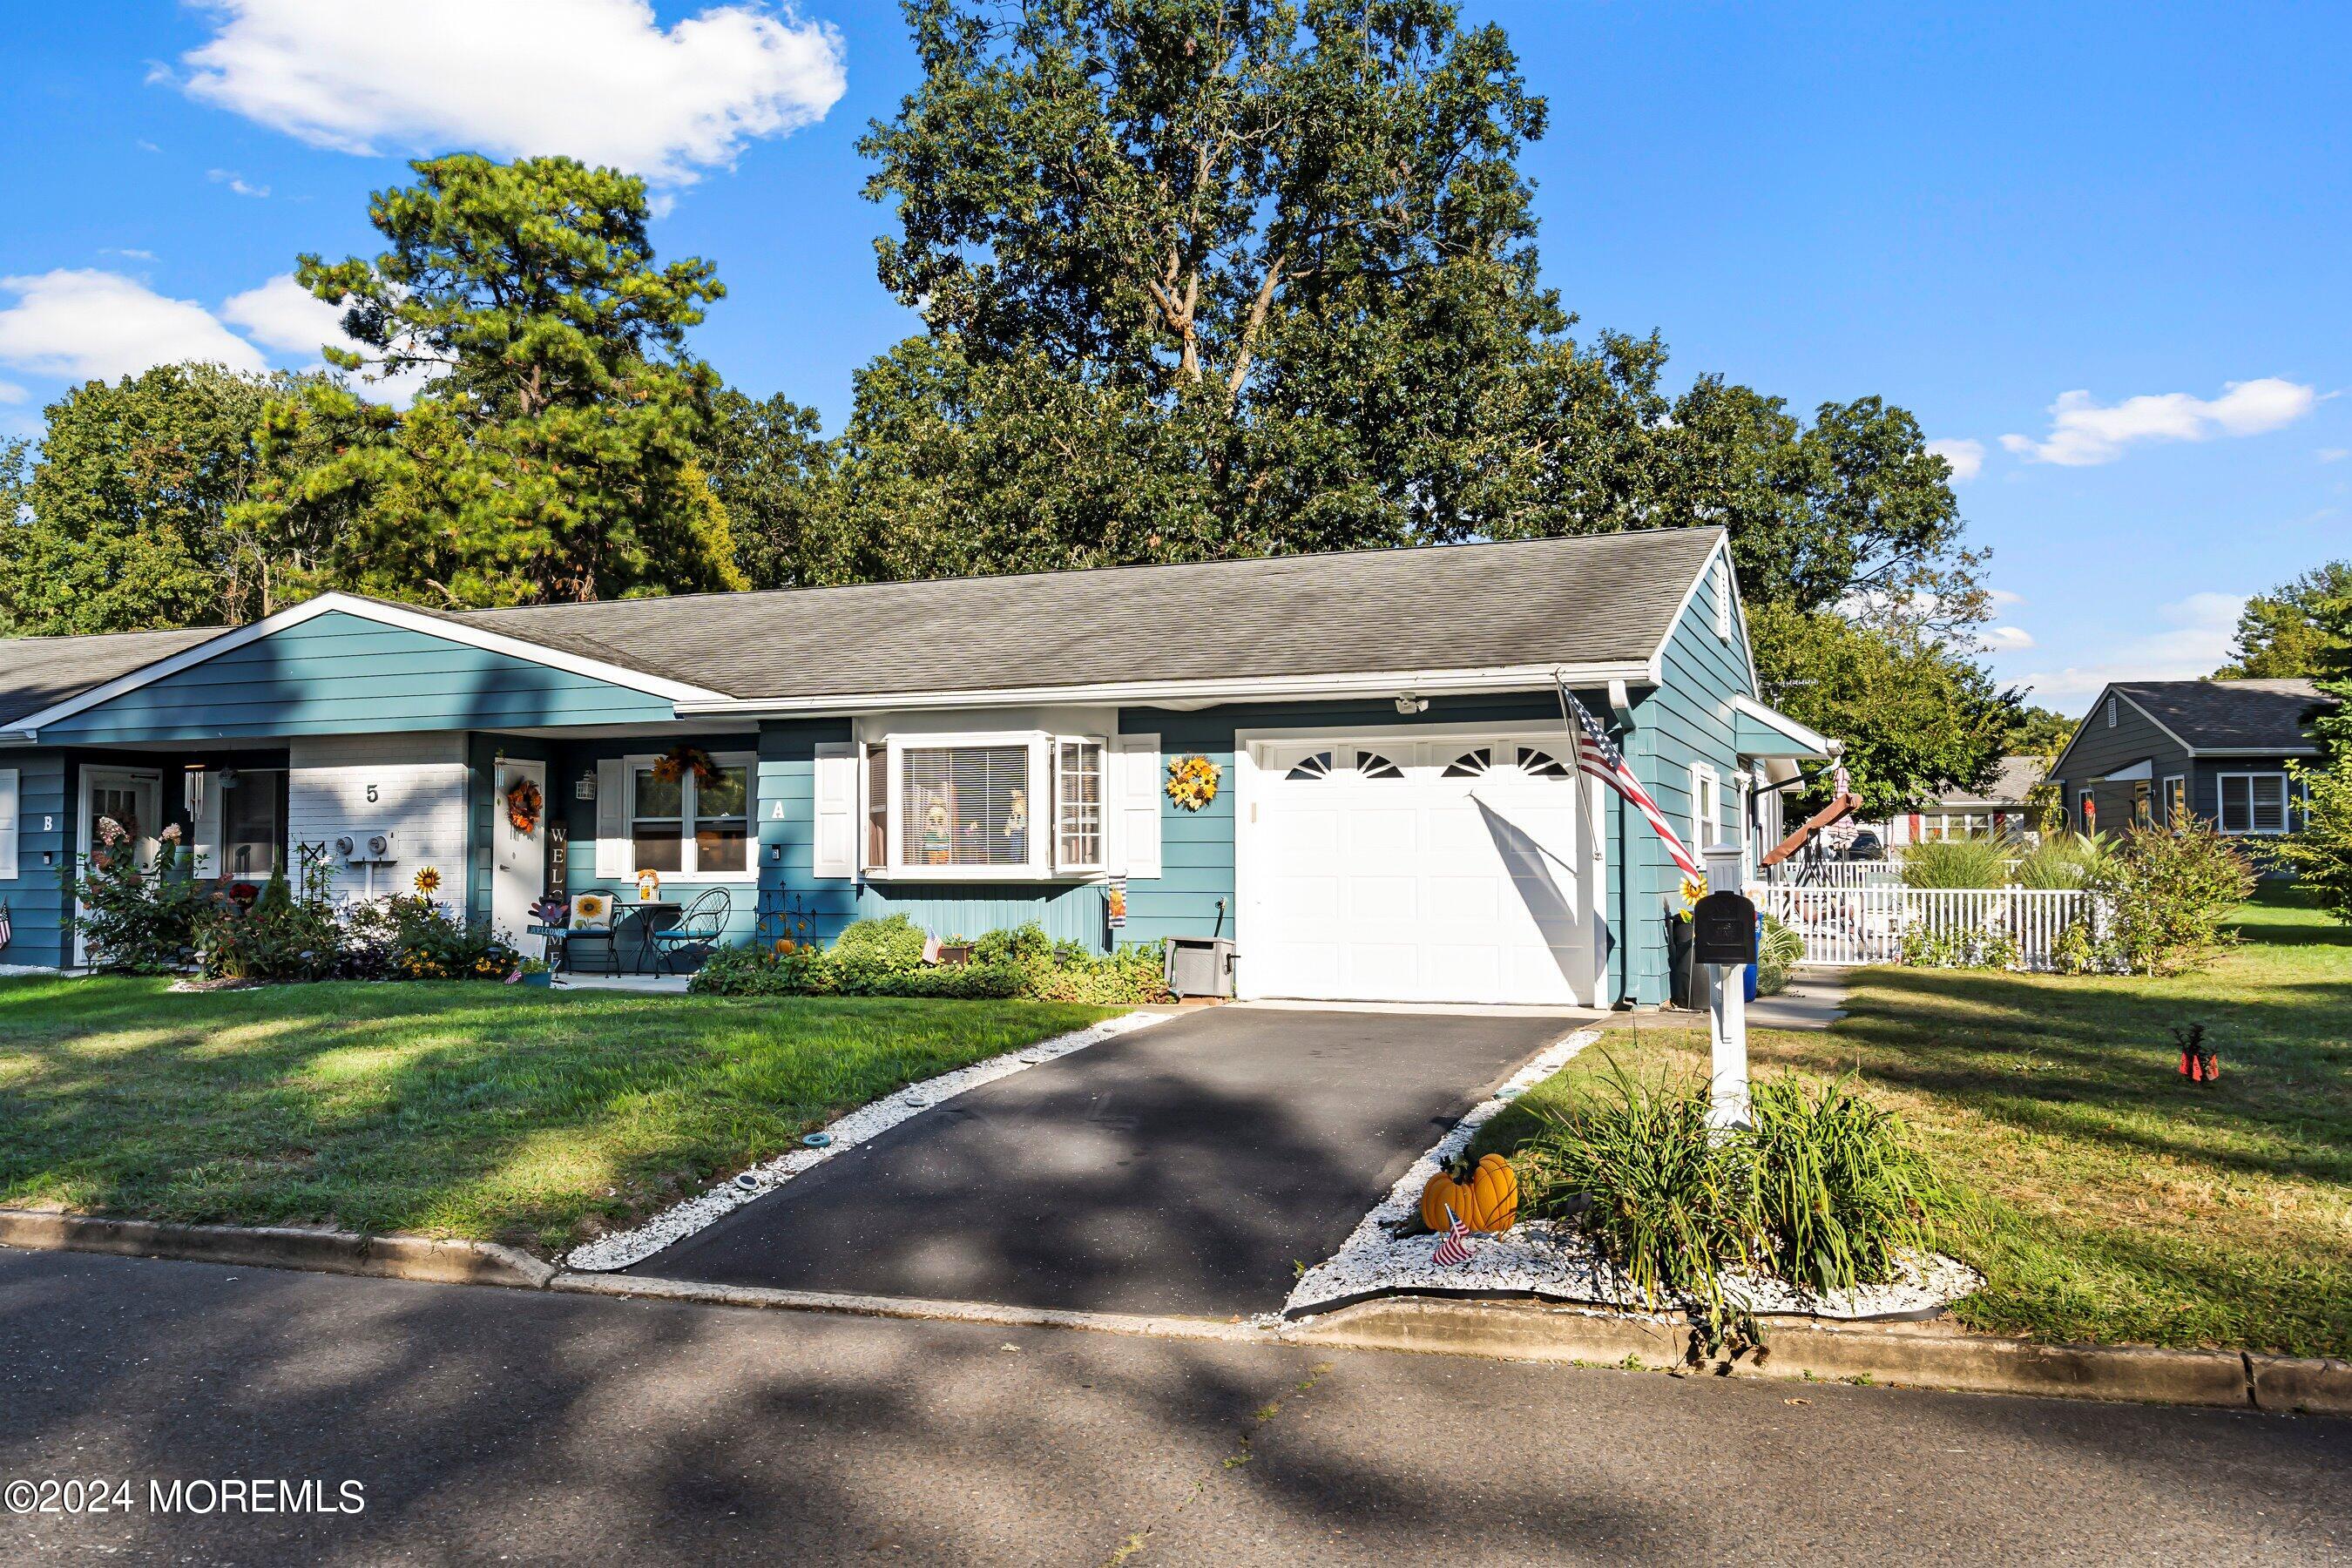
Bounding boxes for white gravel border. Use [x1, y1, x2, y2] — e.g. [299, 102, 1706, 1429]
[565, 1010, 1171, 1273]
[1282, 1024, 1984, 1322]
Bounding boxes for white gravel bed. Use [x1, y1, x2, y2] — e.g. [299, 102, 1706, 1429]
[565, 1010, 1170, 1273]
[1283, 1024, 1983, 1321]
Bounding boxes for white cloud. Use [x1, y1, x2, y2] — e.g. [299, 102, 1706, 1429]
[175, 0, 848, 185]
[220, 273, 436, 404]
[1987, 588, 2024, 608]
[2001, 379, 2316, 467]
[1977, 625, 2035, 652]
[206, 168, 270, 198]
[99, 247, 159, 261]
[0, 269, 269, 380]
[0, 380, 25, 404]
[2320, 447, 2349, 463]
[1926, 437, 1983, 482]
[0, 269, 427, 402]
[2017, 591, 2247, 703]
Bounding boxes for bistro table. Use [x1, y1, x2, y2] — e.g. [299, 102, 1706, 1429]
[614, 899, 684, 975]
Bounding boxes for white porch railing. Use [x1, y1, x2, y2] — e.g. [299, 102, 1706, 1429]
[1751, 884, 2090, 970]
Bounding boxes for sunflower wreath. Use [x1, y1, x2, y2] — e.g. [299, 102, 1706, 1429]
[1165, 754, 1222, 812]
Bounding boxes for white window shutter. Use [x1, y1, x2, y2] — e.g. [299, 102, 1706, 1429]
[0, 768, 17, 882]
[1119, 734, 1161, 879]
[594, 759, 628, 876]
[813, 743, 856, 879]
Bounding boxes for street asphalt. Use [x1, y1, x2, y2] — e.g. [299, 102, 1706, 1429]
[3, 1248, 2347, 1565]
[634, 1005, 1573, 1315]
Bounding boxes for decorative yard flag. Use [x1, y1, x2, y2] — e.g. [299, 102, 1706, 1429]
[0, 902, 10, 952]
[1431, 1204, 1475, 1267]
[1557, 685, 1707, 882]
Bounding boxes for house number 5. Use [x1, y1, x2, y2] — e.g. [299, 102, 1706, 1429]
[367, 784, 380, 803]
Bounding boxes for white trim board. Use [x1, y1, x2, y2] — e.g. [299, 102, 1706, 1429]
[7, 592, 729, 738]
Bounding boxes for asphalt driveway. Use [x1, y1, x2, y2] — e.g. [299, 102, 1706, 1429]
[632, 1005, 1578, 1315]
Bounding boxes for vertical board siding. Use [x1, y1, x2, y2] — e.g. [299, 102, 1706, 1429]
[34, 612, 679, 743]
[1621, 558, 1753, 1004]
[0, 753, 71, 969]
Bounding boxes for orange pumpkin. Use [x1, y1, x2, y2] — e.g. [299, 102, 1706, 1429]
[1419, 1153, 1519, 1233]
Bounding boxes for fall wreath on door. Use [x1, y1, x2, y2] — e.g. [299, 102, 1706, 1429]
[504, 776, 544, 836]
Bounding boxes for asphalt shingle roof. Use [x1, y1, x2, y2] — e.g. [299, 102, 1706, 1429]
[1937, 755, 2047, 808]
[0, 531, 1724, 723]
[447, 531, 1723, 701]
[2117, 678, 2335, 751]
[0, 626, 221, 729]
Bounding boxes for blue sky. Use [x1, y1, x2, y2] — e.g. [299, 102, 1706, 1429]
[3, 1, 2345, 712]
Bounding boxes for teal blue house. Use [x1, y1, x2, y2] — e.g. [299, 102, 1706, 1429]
[0, 530, 1829, 1006]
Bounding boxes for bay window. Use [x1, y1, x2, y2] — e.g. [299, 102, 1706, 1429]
[862, 733, 1107, 878]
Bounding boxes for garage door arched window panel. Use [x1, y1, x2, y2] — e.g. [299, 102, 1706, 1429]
[1286, 751, 1335, 781]
[1515, 747, 1571, 781]
[1442, 747, 1493, 778]
[1354, 749, 1404, 780]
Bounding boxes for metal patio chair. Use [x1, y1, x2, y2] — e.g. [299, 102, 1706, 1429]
[651, 887, 733, 976]
[553, 891, 621, 977]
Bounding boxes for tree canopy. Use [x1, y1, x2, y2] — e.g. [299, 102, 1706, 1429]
[2219, 560, 2352, 680]
[240, 154, 746, 607]
[0, 364, 282, 636]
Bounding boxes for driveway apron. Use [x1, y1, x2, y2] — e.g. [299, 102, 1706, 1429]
[630, 1006, 1575, 1315]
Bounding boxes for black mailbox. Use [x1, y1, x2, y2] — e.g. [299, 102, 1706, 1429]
[1692, 890, 1759, 967]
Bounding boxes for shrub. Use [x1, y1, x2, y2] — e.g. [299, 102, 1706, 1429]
[2277, 748, 2352, 925]
[71, 824, 206, 973]
[689, 918, 1171, 1004]
[1754, 915, 1804, 997]
[1897, 921, 2019, 970]
[1898, 836, 2011, 889]
[1746, 1074, 1932, 1292]
[196, 851, 346, 983]
[2091, 821, 2257, 976]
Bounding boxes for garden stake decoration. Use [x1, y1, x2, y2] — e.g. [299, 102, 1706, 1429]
[2173, 1023, 2219, 1084]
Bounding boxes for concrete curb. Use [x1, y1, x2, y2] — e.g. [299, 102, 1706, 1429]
[5, 1209, 2347, 1416]
[1282, 1296, 2352, 1416]
[0, 1209, 555, 1290]
[545, 1271, 1274, 1345]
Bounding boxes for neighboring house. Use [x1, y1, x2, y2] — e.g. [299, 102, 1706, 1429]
[2046, 679, 2335, 840]
[1877, 755, 2048, 847]
[0, 529, 1829, 1007]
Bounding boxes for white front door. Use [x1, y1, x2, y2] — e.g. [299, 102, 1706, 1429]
[77, 767, 163, 966]
[493, 760, 548, 959]
[1240, 733, 1603, 1006]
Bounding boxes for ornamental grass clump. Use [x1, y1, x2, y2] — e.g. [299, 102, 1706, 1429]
[2014, 831, 2113, 890]
[1515, 1062, 1750, 1314]
[1898, 835, 2012, 889]
[1516, 1058, 1935, 1324]
[1746, 1074, 1933, 1292]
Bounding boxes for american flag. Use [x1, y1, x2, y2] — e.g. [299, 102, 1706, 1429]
[1559, 685, 1707, 883]
[1431, 1204, 1475, 1267]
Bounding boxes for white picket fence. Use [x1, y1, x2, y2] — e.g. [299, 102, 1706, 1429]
[1767, 862, 1902, 889]
[1751, 884, 2090, 970]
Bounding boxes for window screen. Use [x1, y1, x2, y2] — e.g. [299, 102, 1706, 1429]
[902, 746, 1031, 867]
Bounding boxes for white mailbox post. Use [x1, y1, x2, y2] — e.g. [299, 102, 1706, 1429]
[1700, 844, 1752, 1130]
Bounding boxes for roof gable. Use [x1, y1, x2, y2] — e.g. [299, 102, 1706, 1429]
[0, 626, 220, 728]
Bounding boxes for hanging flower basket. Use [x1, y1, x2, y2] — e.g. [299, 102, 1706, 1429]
[504, 777, 544, 836]
[652, 744, 723, 789]
[1166, 754, 1222, 812]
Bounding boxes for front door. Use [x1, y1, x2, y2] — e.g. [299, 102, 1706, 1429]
[77, 767, 163, 966]
[494, 760, 548, 960]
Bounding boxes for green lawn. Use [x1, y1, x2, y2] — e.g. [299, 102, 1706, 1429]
[0, 978, 1112, 1254]
[1473, 888, 2352, 1360]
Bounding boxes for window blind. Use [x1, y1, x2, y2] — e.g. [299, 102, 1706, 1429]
[902, 746, 1031, 867]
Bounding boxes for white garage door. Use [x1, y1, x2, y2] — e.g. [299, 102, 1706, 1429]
[1243, 734, 1600, 1006]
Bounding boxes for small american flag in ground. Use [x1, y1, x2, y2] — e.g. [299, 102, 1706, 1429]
[1559, 685, 1706, 882]
[1431, 1204, 1474, 1267]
